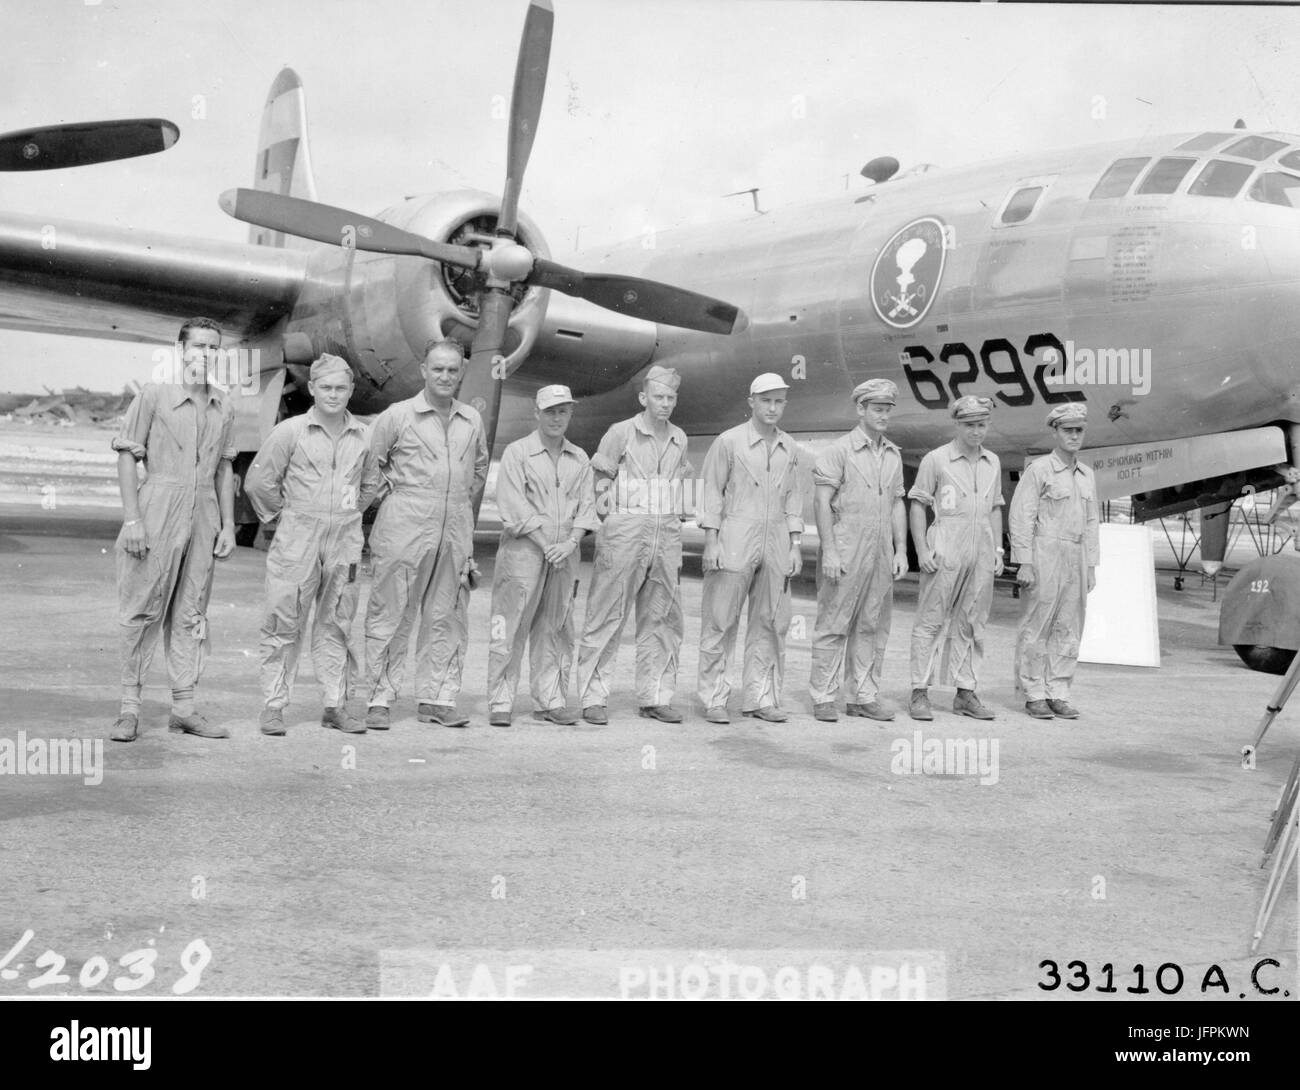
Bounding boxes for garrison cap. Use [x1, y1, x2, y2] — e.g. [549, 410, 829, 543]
[536, 384, 576, 410]
[749, 372, 791, 395]
[852, 378, 898, 405]
[643, 365, 682, 391]
[309, 354, 351, 381]
[1047, 403, 1088, 428]
[951, 394, 993, 421]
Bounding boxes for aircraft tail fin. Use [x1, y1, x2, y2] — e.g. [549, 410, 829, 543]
[249, 68, 319, 248]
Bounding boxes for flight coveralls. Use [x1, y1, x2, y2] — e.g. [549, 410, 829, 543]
[808, 428, 905, 705]
[575, 415, 694, 708]
[362, 394, 488, 710]
[112, 382, 234, 706]
[696, 421, 805, 711]
[909, 441, 1004, 689]
[487, 433, 600, 713]
[246, 407, 371, 710]
[1009, 451, 1100, 700]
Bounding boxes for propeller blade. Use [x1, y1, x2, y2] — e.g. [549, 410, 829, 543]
[462, 289, 516, 485]
[498, 0, 554, 237]
[0, 118, 178, 171]
[529, 258, 744, 334]
[218, 188, 481, 269]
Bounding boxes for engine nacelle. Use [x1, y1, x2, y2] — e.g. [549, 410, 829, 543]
[283, 189, 551, 415]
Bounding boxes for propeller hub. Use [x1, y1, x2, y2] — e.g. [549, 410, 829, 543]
[485, 240, 534, 283]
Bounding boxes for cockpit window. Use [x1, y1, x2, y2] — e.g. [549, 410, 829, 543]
[1224, 135, 1289, 161]
[1136, 157, 1197, 195]
[1175, 132, 1233, 152]
[1187, 159, 1254, 198]
[1000, 186, 1043, 224]
[1089, 158, 1149, 199]
[1248, 171, 1300, 209]
[1279, 150, 1300, 172]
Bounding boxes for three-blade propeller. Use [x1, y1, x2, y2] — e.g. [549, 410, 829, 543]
[0, 118, 179, 171]
[219, 0, 742, 453]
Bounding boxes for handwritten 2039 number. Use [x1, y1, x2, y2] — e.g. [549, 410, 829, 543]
[0, 929, 212, 994]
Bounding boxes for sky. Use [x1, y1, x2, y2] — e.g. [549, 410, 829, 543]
[3, 0, 1300, 391]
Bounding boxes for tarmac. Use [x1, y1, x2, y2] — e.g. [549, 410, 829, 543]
[0, 491, 1296, 1000]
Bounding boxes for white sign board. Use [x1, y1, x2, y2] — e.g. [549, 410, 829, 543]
[1078, 524, 1160, 667]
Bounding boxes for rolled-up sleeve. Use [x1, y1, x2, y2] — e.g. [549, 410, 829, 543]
[111, 385, 154, 461]
[908, 451, 938, 507]
[890, 450, 906, 498]
[245, 419, 296, 524]
[1008, 461, 1041, 565]
[497, 446, 544, 538]
[989, 454, 1006, 508]
[590, 421, 628, 479]
[812, 442, 845, 491]
[696, 434, 730, 531]
[218, 401, 236, 461]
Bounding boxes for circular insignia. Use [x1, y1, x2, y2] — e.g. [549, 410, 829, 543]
[22, 142, 39, 160]
[622, 290, 638, 305]
[471, 396, 487, 413]
[870, 216, 948, 330]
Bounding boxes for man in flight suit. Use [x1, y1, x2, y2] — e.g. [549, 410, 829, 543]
[575, 365, 694, 725]
[697, 372, 804, 724]
[1009, 403, 1099, 719]
[361, 340, 488, 731]
[809, 378, 908, 722]
[487, 385, 600, 727]
[110, 317, 236, 742]
[908, 394, 1005, 721]
[246, 354, 371, 735]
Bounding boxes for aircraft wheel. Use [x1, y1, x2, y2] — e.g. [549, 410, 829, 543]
[1233, 645, 1296, 675]
[234, 522, 259, 548]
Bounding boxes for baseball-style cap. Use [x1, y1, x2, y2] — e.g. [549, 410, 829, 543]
[1047, 403, 1088, 428]
[951, 394, 993, 421]
[536, 384, 576, 410]
[749, 372, 791, 395]
[852, 378, 898, 405]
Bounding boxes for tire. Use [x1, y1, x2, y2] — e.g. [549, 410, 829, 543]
[1234, 645, 1297, 675]
[234, 522, 260, 548]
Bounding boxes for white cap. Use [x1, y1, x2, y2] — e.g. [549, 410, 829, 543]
[536, 384, 576, 410]
[749, 372, 791, 395]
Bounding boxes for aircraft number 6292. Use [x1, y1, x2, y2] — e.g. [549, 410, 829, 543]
[900, 333, 1086, 410]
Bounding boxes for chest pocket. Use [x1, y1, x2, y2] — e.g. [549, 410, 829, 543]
[1045, 480, 1074, 502]
[939, 484, 959, 513]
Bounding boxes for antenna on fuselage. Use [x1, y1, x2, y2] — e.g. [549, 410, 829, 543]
[723, 187, 766, 215]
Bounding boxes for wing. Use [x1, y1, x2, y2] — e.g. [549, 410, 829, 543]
[0, 210, 309, 344]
